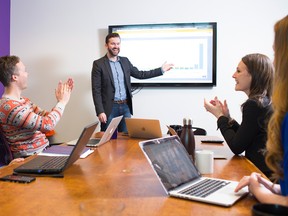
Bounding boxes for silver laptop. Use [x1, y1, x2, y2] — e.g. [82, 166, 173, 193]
[139, 135, 248, 207]
[125, 118, 163, 139]
[67, 116, 122, 147]
[13, 122, 98, 175]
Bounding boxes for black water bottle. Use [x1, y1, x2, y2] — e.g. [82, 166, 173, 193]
[180, 118, 196, 162]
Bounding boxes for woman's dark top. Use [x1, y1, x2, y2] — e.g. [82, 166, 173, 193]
[217, 98, 272, 178]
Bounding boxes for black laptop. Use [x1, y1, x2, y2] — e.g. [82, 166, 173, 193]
[14, 122, 98, 175]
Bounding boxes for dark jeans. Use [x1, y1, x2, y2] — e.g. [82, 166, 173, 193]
[101, 103, 131, 133]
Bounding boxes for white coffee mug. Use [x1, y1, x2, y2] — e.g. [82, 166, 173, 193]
[195, 150, 214, 174]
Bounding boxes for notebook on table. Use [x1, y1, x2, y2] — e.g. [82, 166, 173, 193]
[139, 135, 248, 207]
[13, 122, 98, 175]
[125, 118, 163, 139]
[39, 145, 94, 159]
[67, 116, 122, 147]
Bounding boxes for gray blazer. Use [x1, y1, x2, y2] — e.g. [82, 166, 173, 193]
[91, 55, 163, 117]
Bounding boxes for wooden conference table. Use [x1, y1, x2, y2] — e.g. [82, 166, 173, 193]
[0, 134, 262, 216]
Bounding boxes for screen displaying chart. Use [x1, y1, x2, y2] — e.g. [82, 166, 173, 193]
[109, 22, 217, 87]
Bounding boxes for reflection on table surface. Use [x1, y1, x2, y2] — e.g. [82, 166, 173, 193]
[0, 134, 259, 216]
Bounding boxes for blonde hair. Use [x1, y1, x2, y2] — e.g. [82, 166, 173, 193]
[265, 15, 288, 181]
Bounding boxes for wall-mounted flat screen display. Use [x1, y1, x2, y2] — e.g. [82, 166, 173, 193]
[109, 22, 217, 87]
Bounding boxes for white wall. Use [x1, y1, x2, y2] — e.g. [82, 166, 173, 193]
[10, 0, 288, 141]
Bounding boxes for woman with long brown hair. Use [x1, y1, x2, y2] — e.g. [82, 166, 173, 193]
[204, 53, 274, 178]
[235, 15, 288, 206]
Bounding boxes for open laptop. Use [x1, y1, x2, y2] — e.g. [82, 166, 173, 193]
[13, 122, 98, 175]
[67, 116, 123, 147]
[125, 118, 163, 139]
[47, 133, 67, 145]
[139, 135, 248, 207]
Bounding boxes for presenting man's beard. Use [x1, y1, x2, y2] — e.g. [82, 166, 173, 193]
[108, 47, 120, 57]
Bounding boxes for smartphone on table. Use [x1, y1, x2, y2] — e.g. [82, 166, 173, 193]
[0, 175, 36, 183]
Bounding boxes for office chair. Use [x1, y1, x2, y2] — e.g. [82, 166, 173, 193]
[192, 127, 207, 136]
[0, 130, 13, 166]
[167, 125, 207, 136]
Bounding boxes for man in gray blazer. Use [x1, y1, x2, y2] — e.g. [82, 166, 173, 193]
[91, 33, 173, 132]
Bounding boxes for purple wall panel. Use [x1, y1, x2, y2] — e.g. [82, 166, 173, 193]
[0, 0, 10, 95]
[0, 0, 10, 56]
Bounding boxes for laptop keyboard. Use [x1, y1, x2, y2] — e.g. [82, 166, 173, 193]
[39, 156, 69, 169]
[179, 179, 230, 198]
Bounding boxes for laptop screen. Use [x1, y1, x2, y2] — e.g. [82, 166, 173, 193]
[142, 136, 200, 191]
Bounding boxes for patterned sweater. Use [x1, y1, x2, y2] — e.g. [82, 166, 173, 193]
[0, 97, 65, 157]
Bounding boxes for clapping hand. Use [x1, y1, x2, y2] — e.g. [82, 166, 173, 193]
[204, 96, 224, 119]
[55, 78, 74, 105]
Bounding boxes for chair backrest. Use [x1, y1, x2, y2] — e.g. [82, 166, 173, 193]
[0, 129, 13, 166]
[192, 127, 207, 136]
[167, 125, 207, 136]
